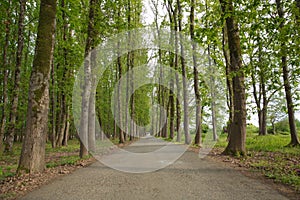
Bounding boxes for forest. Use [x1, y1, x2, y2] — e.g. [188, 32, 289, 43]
[0, 0, 300, 192]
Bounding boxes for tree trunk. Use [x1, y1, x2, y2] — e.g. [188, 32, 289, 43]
[56, 103, 66, 147]
[117, 47, 125, 144]
[79, 57, 91, 157]
[124, 0, 132, 141]
[4, 0, 26, 152]
[0, 0, 11, 151]
[177, 0, 190, 144]
[220, 0, 246, 155]
[88, 50, 96, 151]
[166, 3, 175, 140]
[113, 66, 117, 139]
[259, 36, 267, 136]
[271, 120, 276, 135]
[276, 0, 300, 146]
[156, 30, 164, 138]
[207, 45, 218, 141]
[222, 26, 233, 141]
[190, 0, 202, 145]
[174, 22, 181, 143]
[56, 0, 68, 147]
[252, 37, 268, 136]
[80, 0, 96, 158]
[50, 59, 56, 148]
[260, 76, 268, 136]
[18, 0, 57, 173]
[62, 108, 70, 146]
[88, 89, 96, 151]
[129, 53, 135, 141]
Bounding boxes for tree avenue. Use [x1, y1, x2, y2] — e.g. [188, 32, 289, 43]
[0, 0, 298, 174]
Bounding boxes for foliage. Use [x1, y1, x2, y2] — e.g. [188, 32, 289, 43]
[269, 118, 300, 135]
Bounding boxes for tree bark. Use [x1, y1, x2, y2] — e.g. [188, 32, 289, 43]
[18, 0, 57, 173]
[220, 0, 246, 155]
[129, 51, 135, 141]
[0, 0, 11, 151]
[166, 0, 175, 140]
[174, 16, 181, 143]
[190, 0, 202, 145]
[88, 49, 97, 151]
[80, 0, 96, 158]
[276, 0, 300, 146]
[4, 0, 26, 152]
[62, 108, 70, 146]
[208, 45, 218, 141]
[50, 58, 56, 148]
[177, 0, 190, 144]
[222, 26, 233, 141]
[117, 48, 125, 144]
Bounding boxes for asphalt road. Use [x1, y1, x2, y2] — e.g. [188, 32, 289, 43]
[20, 137, 289, 200]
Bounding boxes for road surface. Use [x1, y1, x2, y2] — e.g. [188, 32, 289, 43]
[20, 136, 289, 200]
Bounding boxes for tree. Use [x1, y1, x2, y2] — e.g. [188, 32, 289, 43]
[268, 94, 286, 134]
[4, 0, 26, 152]
[189, 0, 202, 145]
[220, 0, 246, 155]
[0, 0, 11, 151]
[18, 0, 57, 173]
[222, 25, 234, 141]
[79, 0, 97, 158]
[177, 0, 190, 144]
[276, 0, 300, 146]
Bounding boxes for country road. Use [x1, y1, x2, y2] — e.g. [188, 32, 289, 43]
[20, 137, 290, 200]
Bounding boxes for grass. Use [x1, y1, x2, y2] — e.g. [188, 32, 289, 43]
[46, 155, 83, 168]
[216, 130, 300, 155]
[0, 139, 86, 181]
[246, 134, 300, 154]
[45, 140, 80, 153]
[214, 126, 300, 191]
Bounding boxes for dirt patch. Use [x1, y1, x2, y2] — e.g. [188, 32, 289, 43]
[0, 156, 95, 200]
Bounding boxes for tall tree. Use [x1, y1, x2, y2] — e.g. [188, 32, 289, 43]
[4, 0, 26, 152]
[79, 0, 97, 158]
[222, 25, 233, 141]
[18, 0, 57, 173]
[117, 0, 125, 143]
[166, 1, 175, 140]
[276, 0, 300, 146]
[220, 0, 246, 155]
[177, 0, 190, 144]
[189, 0, 202, 145]
[0, 0, 11, 151]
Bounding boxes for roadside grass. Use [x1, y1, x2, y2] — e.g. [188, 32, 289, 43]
[214, 126, 300, 191]
[0, 139, 87, 181]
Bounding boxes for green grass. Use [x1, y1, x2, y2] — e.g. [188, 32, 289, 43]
[214, 127, 300, 191]
[0, 139, 84, 181]
[215, 129, 300, 155]
[45, 140, 80, 153]
[246, 134, 300, 154]
[46, 155, 83, 168]
[0, 143, 23, 181]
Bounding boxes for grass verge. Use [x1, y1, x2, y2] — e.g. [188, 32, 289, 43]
[0, 139, 88, 181]
[214, 128, 300, 191]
